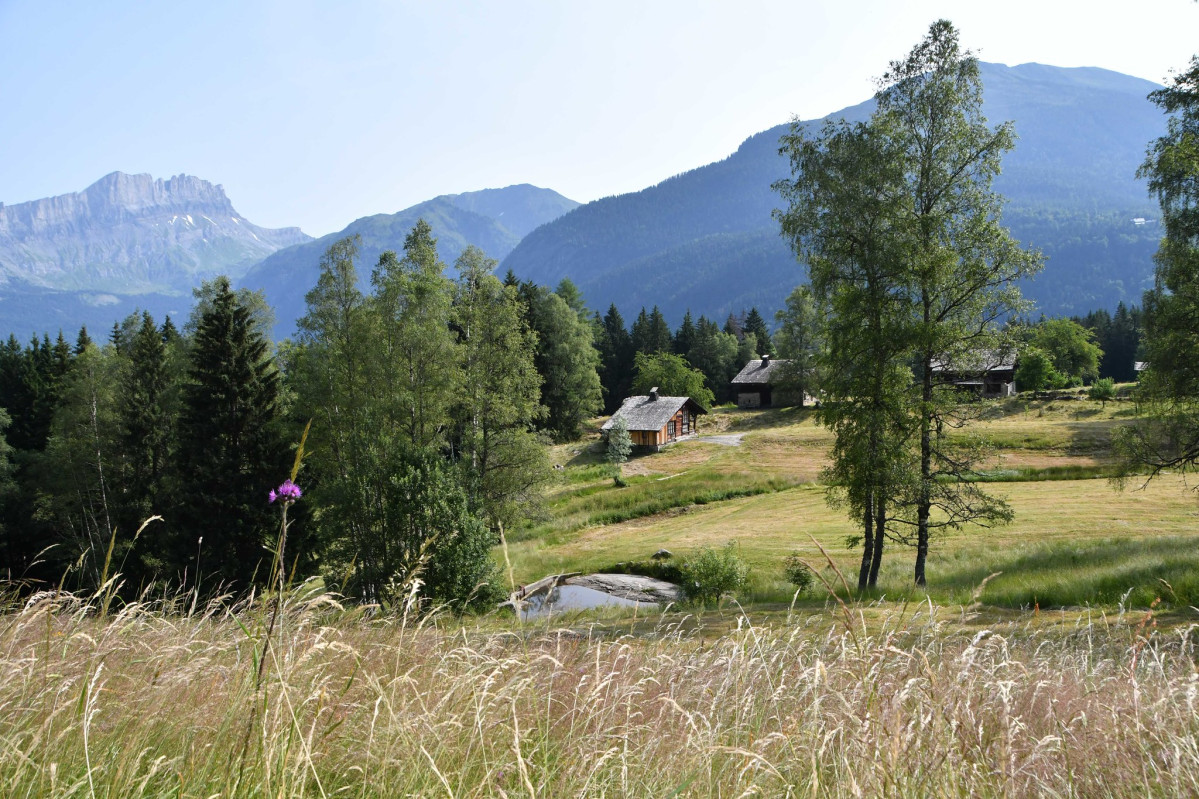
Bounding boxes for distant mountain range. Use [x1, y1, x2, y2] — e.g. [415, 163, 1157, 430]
[238, 185, 579, 338]
[0, 62, 1171, 340]
[501, 63, 1166, 325]
[0, 172, 310, 337]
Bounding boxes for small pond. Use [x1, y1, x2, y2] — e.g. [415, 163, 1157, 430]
[519, 584, 658, 620]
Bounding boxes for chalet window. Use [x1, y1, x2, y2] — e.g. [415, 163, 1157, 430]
[668, 420, 677, 438]
[682, 414, 690, 434]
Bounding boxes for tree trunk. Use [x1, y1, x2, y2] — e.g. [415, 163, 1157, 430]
[868, 492, 885, 587]
[915, 297, 933, 587]
[857, 489, 874, 592]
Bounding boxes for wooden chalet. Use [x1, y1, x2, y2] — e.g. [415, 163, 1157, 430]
[931, 349, 1017, 398]
[601, 388, 706, 452]
[730, 354, 792, 408]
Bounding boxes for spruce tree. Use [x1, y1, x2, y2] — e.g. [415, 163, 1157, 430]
[743, 307, 773, 355]
[118, 312, 173, 576]
[598, 304, 634, 413]
[175, 277, 285, 593]
[630, 307, 653, 355]
[673, 310, 697, 357]
[646, 306, 672, 354]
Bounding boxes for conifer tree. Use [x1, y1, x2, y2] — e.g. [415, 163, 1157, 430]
[597, 304, 634, 413]
[646, 306, 672, 354]
[74, 326, 92, 355]
[175, 277, 285, 592]
[687, 316, 740, 403]
[673, 310, 697, 357]
[630, 307, 653, 354]
[743, 308, 773, 355]
[117, 312, 173, 575]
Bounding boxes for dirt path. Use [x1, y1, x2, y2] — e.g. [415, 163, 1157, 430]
[695, 433, 744, 447]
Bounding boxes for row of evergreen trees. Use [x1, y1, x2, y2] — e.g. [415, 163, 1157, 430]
[593, 305, 774, 413]
[0, 281, 293, 596]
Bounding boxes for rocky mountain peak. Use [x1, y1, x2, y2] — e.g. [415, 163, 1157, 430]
[83, 172, 235, 216]
[0, 172, 240, 237]
[0, 172, 311, 299]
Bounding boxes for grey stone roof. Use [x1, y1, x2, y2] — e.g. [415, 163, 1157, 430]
[930, 348, 1016, 374]
[601, 394, 705, 432]
[731, 358, 790, 386]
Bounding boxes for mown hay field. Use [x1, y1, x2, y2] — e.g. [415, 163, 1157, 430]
[515, 395, 1199, 610]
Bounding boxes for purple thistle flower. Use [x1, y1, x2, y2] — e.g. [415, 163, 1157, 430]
[269, 479, 302, 504]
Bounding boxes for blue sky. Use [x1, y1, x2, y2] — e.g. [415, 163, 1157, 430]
[1, 1, 1196, 236]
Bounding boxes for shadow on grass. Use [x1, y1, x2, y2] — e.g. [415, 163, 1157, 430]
[873, 536, 1199, 610]
[1065, 419, 1125, 454]
[721, 405, 818, 433]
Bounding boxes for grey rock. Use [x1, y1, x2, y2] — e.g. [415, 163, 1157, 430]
[564, 574, 682, 604]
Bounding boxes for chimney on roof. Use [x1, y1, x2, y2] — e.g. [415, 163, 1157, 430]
[649, 386, 659, 400]
[762, 353, 771, 365]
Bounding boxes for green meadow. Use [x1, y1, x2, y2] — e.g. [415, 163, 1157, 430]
[508, 392, 1199, 611]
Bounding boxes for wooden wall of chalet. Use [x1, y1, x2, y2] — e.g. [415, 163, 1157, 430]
[628, 407, 699, 450]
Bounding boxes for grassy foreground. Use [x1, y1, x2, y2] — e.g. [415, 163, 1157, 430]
[2, 589, 1198, 797]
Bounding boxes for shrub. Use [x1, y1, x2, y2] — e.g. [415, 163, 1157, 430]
[1088, 377, 1116, 406]
[782, 552, 814, 594]
[679, 542, 749, 607]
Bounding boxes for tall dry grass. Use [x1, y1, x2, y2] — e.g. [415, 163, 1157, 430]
[1, 586, 1197, 797]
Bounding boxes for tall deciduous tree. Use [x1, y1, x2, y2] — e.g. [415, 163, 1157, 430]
[293, 232, 506, 609]
[372, 220, 459, 449]
[774, 285, 823, 407]
[1117, 55, 1199, 479]
[30, 343, 123, 589]
[777, 114, 917, 591]
[631, 352, 715, 409]
[1028, 318, 1102, 386]
[452, 246, 549, 529]
[777, 20, 1039, 588]
[0, 410, 15, 581]
[880, 21, 1039, 586]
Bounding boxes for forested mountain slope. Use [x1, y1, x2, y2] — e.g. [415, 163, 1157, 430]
[239, 185, 578, 337]
[501, 63, 1165, 323]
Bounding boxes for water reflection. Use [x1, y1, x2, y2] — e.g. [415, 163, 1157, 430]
[520, 584, 656, 620]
